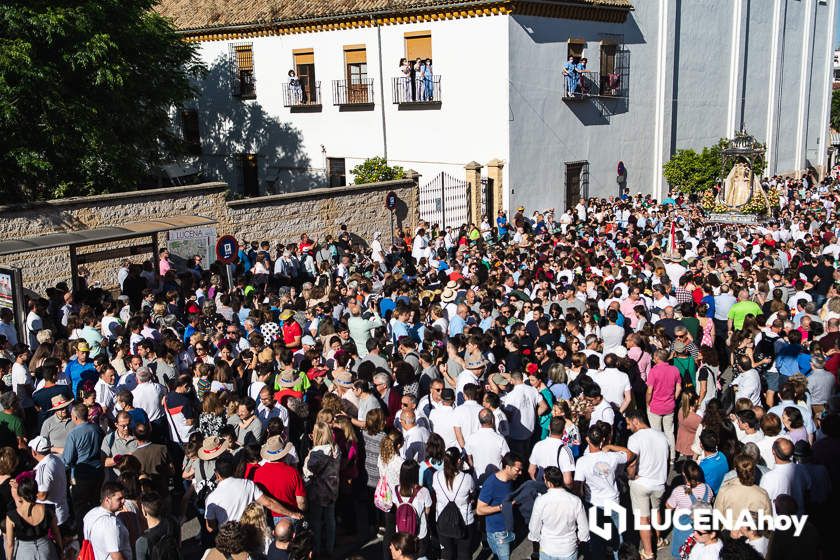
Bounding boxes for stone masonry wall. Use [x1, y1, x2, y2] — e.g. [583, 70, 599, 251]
[0, 179, 418, 295]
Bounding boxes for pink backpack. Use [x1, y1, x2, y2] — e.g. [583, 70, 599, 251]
[394, 485, 421, 535]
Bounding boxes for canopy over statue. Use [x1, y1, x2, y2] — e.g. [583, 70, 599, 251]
[703, 130, 773, 222]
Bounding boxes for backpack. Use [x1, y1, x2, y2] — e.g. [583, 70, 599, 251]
[196, 461, 217, 508]
[394, 485, 421, 535]
[436, 475, 467, 540]
[148, 529, 182, 560]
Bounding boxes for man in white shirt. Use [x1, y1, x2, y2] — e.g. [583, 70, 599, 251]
[94, 366, 117, 417]
[731, 356, 762, 406]
[429, 388, 459, 449]
[83, 481, 132, 560]
[30, 436, 70, 526]
[626, 410, 670, 559]
[528, 417, 575, 487]
[205, 453, 299, 535]
[528, 467, 590, 560]
[499, 372, 540, 456]
[131, 367, 166, 440]
[465, 408, 510, 481]
[590, 354, 632, 412]
[735, 409, 765, 445]
[400, 410, 430, 462]
[453, 384, 484, 449]
[585, 385, 615, 427]
[759, 438, 807, 514]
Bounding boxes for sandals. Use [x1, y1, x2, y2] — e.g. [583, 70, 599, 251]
[657, 537, 671, 549]
[640, 551, 655, 560]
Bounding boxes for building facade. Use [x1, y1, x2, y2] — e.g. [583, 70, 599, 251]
[158, 0, 835, 217]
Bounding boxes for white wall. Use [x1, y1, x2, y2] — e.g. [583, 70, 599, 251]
[191, 16, 509, 195]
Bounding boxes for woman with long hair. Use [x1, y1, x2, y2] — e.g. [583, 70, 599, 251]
[4, 474, 62, 560]
[418, 433, 445, 491]
[303, 421, 340, 558]
[391, 460, 431, 556]
[378, 431, 405, 557]
[676, 392, 703, 463]
[431, 448, 475, 560]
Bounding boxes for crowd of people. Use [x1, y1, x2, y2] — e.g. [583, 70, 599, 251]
[0, 170, 838, 560]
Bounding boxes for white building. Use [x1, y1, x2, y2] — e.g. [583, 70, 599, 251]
[157, 0, 836, 220]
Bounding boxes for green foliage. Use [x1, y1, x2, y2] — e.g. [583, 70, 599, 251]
[0, 1, 202, 200]
[663, 138, 765, 194]
[831, 89, 840, 131]
[350, 157, 405, 184]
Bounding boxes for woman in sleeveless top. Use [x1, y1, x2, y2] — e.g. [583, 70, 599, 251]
[4, 474, 61, 560]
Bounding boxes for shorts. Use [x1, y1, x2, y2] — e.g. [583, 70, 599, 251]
[629, 480, 664, 518]
[763, 369, 780, 393]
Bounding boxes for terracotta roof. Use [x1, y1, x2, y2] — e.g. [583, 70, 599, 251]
[155, 0, 632, 32]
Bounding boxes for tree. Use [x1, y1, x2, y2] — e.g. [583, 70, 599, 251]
[831, 89, 840, 131]
[0, 1, 201, 200]
[350, 157, 405, 184]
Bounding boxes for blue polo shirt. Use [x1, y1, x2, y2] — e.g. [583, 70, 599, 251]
[65, 358, 97, 397]
[479, 473, 512, 533]
[63, 422, 103, 478]
[699, 451, 728, 494]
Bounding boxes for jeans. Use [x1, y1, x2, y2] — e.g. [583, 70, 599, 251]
[308, 502, 336, 556]
[647, 408, 675, 461]
[486, 530, 515, 560]
[540, 552, 578, 560]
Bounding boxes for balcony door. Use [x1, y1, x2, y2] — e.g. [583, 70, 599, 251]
[565, 161, 589, 211]
[344, 46, 368, 104]
[294, 50, 316, 104]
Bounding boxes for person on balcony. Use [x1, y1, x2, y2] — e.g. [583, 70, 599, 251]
[399, 58, 412, 102]
[563, 55, 578, 96]
[417, 60, 427, 101]
[424, 59, 434, 101]
[288, 70, 302, 105]
[577, 57, 590, 95]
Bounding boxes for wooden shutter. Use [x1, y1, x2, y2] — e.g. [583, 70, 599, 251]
[405, 32, 432, 60]
[344, 45, 367, 65]
[235, 44, 253, 71]
[293, 49, 315, 65]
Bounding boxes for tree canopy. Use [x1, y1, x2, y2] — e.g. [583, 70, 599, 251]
[0, 0, 201, 201]
[831, 89, 840, 132]
[350, 157, 406, 185]
[663, 138, 766, 194]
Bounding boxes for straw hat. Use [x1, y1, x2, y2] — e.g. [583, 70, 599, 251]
[333, 370, 354, 387]
[440, 280, 459, 304]
[276, 370, 298, 388]
[197, 436, 230, 461]
[260, 436, 294, 462]
[49, 394, 73, 412]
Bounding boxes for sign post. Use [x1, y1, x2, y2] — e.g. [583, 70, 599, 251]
[385, 191, 397, 249]
[215, 235, 238, 290]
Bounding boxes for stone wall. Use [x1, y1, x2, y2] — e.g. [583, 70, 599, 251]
[0, 178, 418, 295]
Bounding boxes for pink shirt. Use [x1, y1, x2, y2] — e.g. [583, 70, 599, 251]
[647, 362, 681, 415]
[628, 347, 651, 381]
[159, 258, 171, 276]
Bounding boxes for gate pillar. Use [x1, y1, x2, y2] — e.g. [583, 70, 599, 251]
[464, 161, 483, 225]
[486, 159, 504, 217]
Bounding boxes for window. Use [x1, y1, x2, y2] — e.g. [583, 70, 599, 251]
[565, 161, 589, 210]
[180, 108, 201, 155]
[238, 153, 259, 197]
[405, 31, 432, 61]
[230, 43, 256, 99]
[344, 45, 369, 104]
[567, 39, 585, 62]
[328, 158, 346, 187]
[600, 42, 617, 97]
[293, 49, 318, 104]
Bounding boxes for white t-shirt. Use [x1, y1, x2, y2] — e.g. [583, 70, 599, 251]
[35, 453, 69, 524]
[528, 437, 576, 474]
[573, 450, 627, 507]
[205, 477, 264, 525]
[590, 399, 615, 427]
[688, 540, 723, 560]
[429, 405, 459, 449]
[452, 400, 483, 441]
[465, 428, 510, 479]
[11, 362, 33, 408]
[733, 369, 762, 406]
[83, 507, 131, 560]
[591, 369, 631, 408]
[94, 378, 116, 412]
[627, 428, 669, 490]
[432, 470, 476, 526]
[501, 383, 541, 440]
[132, 381, 166, 422]
[392, 485, 433, 538]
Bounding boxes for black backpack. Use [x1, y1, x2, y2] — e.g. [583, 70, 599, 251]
[148, 528, 182, 560]
[436, 474, 467, 540]
[196, 461, 217, 508]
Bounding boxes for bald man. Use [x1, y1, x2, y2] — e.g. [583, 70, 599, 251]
[759, 438, 806, 514]
[270, 518, 294, 559]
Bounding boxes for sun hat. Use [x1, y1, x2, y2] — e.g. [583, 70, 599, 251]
[258, 348, 275, 363]
[49, 394, 73, 411]
[673, 341, 687, 353]
[28, 436, 50, 454]
[466, 356, 488, 371]
[197, 435, 230, 461]
[306, 366, 328, 381]
[301, 335, 316, 346]
[260, 436, 294, 462]
[279, 309, 295, 321]
[491, 373, 510, 387]
[333, 370, 354, 387]
[440, 280, 459, 304]
[276, 370, 299, 388]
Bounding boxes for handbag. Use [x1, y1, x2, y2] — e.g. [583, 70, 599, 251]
[374, 471, 393, 512]
[78, 539, 95, 560]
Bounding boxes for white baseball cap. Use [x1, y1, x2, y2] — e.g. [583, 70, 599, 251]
[28, 436, 50, 454]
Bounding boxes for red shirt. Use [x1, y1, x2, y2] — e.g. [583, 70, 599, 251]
[244, 461, 306, 515]
[282, 320, 302, 347]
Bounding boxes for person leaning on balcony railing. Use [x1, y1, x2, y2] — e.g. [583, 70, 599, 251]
[563, 55, 578, 96]
[399, 58, 411, 101]
[576, 57, 590, 95]
[288, 69, 302, 105]
[424, 59, 434, 101]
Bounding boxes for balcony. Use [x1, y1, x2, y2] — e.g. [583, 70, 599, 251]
[392, 76, 441, 108]
[562, 71, 624, 101]
[283, 81, 321, 111]
[332, 79, 375, 108]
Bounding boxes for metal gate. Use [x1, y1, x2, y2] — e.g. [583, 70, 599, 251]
[419, 172, 470, 229]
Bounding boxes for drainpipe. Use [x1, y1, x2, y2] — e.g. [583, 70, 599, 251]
[374, 16, 388, 161]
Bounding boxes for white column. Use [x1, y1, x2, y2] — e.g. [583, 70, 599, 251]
[819, 0, 837, 171]
[652, 0, 669, 200]
[765, 0, 783, 174]
[726, 0, 744, 135]
[795, 0, 814, 173]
